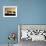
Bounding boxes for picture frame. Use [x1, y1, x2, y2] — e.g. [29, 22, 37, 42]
[18, 24, 46, 42]
[3, 6, 17, 17]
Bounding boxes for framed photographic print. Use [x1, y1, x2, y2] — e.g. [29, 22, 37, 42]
[18, 24, 46, 42]
[3, 6, 17, 17]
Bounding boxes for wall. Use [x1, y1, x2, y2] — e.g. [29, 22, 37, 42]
[0, 0, 46, 44]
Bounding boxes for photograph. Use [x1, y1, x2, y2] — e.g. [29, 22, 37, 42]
[3, 6, 17, 17]
[18, 24, 46, 41]
[18, 24, 46, 46]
